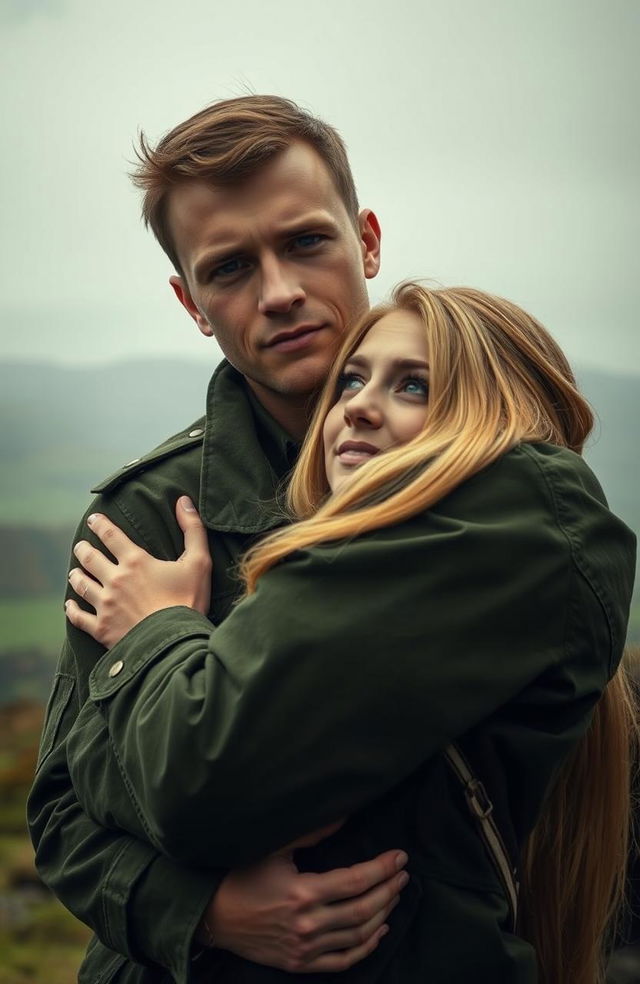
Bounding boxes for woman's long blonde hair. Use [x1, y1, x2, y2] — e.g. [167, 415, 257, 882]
[243, 283, 637, 983]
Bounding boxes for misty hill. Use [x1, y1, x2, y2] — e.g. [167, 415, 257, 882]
[0, 358, 637, 526]
[0, 358, 216, 525]
[0, 359, 638, 624]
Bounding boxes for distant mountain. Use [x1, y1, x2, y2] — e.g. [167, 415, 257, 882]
[0, 359, 637, 637]
[0, 358, 215, 525]
[0, 358, 636, 524]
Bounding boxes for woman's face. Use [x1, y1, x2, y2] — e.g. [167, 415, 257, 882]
[323, 310, 429, 493]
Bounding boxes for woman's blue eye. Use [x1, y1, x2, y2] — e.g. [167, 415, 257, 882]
[401, 377, 429, 397]
[337, 372, 364, 394]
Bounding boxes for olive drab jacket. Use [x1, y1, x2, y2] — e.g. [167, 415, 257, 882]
[28, 361, 299, 984]
[64, 432, 635, 979]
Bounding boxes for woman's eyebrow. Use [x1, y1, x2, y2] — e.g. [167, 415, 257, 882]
[345, 355, 428, 371]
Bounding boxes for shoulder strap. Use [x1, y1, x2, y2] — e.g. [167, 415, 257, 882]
[444, 743, 519, 931]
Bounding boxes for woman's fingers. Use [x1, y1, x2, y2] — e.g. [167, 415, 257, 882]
[72, 540, 113, 585]
[65, 598, 101, 639]
[68, 568, 101, 608]
[85, 513, 137, 560]
[175, 496, 210, 561]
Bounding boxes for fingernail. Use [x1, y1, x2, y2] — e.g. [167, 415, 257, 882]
[87, 514, 97, 527]
[395, 851, 408, 870]
[68, 569, 77, 580]
[180, 496, 196, 512]
[398, 872, 409, 889]
[379, 925, 389, 938]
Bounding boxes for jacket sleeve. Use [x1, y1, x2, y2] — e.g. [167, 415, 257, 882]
[67, 446, 635, 869]
[27, 503, 224, 984]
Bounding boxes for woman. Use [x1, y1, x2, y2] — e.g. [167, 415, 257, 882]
[65, 283, 637, 983]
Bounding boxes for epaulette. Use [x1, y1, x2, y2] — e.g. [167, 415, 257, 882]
[91, 417, 206, 495]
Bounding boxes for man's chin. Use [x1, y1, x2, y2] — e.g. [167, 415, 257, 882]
[271, 358, 335, 399]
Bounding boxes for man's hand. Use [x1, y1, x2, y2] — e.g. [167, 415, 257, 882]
[200, 848, 409, 973]
[65, 496, 211, 648]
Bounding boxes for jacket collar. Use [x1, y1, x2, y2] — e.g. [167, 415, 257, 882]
[199, 360, 299, 534]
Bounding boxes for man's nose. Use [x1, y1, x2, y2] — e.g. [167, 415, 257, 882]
[343, 387, 383, 428]
[258, 257, 306, 315]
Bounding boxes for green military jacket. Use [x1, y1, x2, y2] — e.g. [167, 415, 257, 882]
[64, 441, 635, 982]
[28, 360, 298, 984]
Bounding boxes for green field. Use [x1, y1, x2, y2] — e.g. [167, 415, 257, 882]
[0, 598, 65, 651]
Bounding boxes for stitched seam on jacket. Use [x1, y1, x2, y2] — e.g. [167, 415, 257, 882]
[35, 673, 75, 773]
[517, 445, 575, 664]
[109, 495, 157, 554]
[520, 445, 616, 671]
[100, 837, 155, 957]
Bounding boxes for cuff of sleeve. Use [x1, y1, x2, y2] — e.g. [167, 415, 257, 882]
[129, 853, 226, 984]
[89, 607, 213, 701]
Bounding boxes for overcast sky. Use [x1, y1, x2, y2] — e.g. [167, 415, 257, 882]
[1, 0, 638, 375]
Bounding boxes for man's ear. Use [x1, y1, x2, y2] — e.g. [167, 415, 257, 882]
[358, 209, 381, 280]
[169, 276, 215, 337]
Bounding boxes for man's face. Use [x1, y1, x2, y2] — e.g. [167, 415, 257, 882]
[167, 143, 381, 431]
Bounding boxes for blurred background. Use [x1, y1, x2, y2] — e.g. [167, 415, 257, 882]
[0, 0, 638, 980]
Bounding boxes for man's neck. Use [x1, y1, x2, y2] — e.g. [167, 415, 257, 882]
[245, 378, 315, 442]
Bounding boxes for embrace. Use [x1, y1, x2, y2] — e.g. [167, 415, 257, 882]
[29, 96, 636, 984]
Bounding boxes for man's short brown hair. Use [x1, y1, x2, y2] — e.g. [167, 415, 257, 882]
[131, 95, 360, 276]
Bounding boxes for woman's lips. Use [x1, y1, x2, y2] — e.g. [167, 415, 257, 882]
[336, 441, 380, 465]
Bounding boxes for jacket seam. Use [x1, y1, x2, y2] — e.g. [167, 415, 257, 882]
[517, 446, 575, 665]
[520, 445, 615, 671]
[109, 495, 158, 554]
[34, 673, 75, 774]
[99, 837, 141, 953]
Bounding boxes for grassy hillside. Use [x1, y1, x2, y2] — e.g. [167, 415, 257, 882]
[0, 701, 92, 983]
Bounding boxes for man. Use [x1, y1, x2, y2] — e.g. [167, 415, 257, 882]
[28, 95, 407, 982]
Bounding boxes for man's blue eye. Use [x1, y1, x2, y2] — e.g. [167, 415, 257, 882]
[212, 257, 247, 280]
[293, 234, 323, 249]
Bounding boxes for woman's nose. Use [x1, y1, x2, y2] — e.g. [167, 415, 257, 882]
[343, 387, 383, 428]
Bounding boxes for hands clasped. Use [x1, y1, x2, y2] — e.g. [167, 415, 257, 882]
[65, 495, 212, 648]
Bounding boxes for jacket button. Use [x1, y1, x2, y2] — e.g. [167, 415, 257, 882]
[189, 429, 204, 438]
[108, 660, 124, 677]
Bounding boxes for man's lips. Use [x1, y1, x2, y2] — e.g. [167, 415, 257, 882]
[336, 441, 381, 465]
[266, 325, 325, 352]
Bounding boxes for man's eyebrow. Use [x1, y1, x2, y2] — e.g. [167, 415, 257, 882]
[277, 212, 338, 234]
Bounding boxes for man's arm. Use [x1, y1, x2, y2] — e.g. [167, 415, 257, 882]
[27, 504, 223, 984]
[29, 507, 408, 981]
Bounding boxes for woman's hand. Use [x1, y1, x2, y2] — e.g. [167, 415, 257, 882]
[65, 496, 211, 648]
[199, 842, 409, 973]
